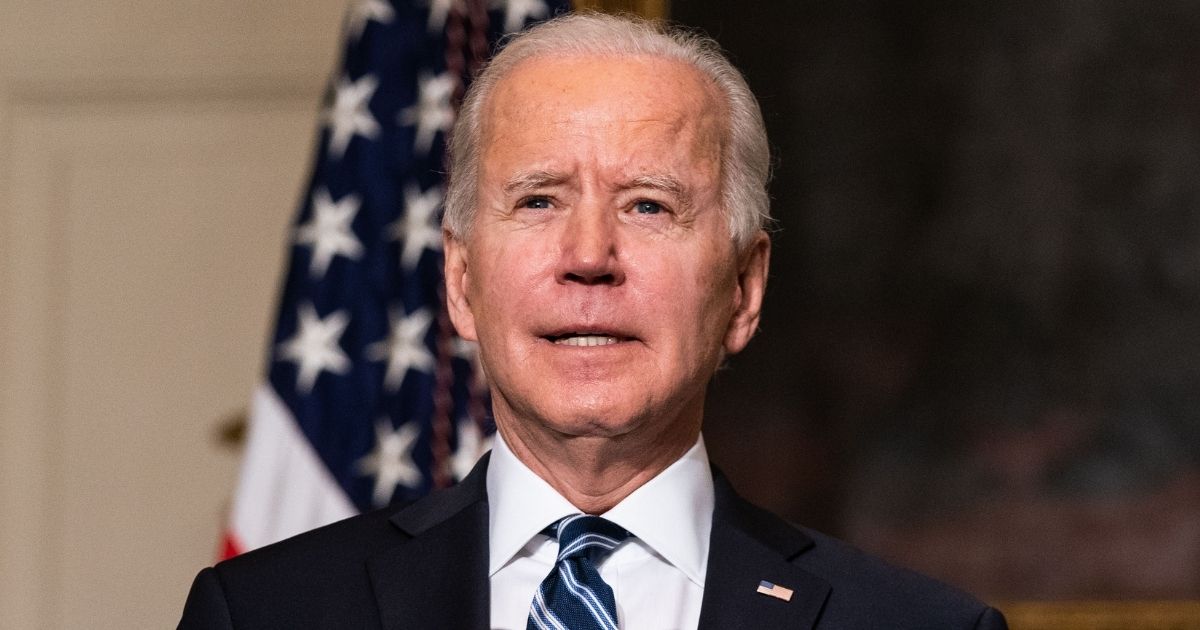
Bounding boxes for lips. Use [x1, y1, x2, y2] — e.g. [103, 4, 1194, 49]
[541, 328, 638, 347]
[551, 334, 621, 347]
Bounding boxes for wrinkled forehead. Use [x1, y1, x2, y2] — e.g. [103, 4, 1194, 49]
[480, 53, 728, 154]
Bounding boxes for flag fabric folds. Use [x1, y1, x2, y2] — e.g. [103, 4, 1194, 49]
[224, 0, 570, 558]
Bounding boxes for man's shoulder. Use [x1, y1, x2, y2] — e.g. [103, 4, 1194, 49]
[792, 525, 1005, 628]
[796, 525, 980, 601]
[217, 505, 403, 578]
[713, 478, 1005, 628]
[207, 507, 405, 609]
[180, 508, 406, 629]
[214, 457, 491, 581]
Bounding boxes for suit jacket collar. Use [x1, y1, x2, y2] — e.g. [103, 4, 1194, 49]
[367, 453, 492, 630]
[365, 456, 831, 629]
[697, 470, 831, 629]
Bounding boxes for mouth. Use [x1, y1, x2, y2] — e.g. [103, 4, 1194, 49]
[543, 332, 633, 347]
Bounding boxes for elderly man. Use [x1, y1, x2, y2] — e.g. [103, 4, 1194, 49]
[180, 12, 1006, 630]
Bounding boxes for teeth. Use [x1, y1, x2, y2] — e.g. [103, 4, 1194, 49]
[554, 335, 620, 347]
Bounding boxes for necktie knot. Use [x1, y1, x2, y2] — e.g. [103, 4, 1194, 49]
[550, 514, 631, 564]
[528, 514, 631, 630]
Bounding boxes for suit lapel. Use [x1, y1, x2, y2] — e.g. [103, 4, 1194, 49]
[363, 457, 832, 629]
[698, 472, 831, 630]
[368, 455, 491, 630]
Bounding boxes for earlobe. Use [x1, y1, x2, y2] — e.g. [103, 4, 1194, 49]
[723, 231, 770, 355]
[443, 230, 478, 341]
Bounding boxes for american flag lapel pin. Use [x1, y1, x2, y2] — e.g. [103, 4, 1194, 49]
[756, 580, 794, 602]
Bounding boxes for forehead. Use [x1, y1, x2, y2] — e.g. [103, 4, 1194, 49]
[480, 53, 725, 162]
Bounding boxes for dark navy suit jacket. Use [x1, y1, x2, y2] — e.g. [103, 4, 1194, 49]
[179, 455, 1007, 629]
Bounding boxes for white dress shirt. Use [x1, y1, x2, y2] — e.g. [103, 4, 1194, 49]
[486, 432, 715, 630]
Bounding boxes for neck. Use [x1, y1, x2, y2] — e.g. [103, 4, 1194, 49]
[493, 402, 703, 514]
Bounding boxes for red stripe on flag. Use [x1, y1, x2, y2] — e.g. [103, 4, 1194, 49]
[219, 531, 244, 561]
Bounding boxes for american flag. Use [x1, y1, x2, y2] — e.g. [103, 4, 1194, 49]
[756, 580, 794, 602]
[223, 0, 571, 558]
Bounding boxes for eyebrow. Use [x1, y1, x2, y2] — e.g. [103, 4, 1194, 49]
[502, 170, 570, 195]
[501, 171, 694, 209]
[619, 174, 686, 196]
[619, 174, 693, 210]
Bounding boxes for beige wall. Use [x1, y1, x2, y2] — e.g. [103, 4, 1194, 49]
[0, 2, 348, 627]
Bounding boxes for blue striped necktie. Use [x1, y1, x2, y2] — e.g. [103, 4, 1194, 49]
[527, 514, 632, 630]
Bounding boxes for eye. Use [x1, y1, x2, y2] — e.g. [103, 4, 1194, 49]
[520, 196, 552, 210]
[634, 200, 664, 215]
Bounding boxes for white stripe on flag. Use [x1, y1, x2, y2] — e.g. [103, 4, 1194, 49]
[228, 384, 356, 551]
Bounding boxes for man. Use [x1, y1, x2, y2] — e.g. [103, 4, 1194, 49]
[180, 13, 1007, 629]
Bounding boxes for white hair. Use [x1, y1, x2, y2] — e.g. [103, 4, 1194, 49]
[442, 12, 772, 252]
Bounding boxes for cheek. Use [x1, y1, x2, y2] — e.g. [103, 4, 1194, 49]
[643, 254, 737, 344]
[464, 244, 507, 330]
[698, 272, 739, 344]
[467, 237, 553, 327]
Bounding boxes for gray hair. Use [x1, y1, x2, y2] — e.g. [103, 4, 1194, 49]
[442, 12, 771, 252]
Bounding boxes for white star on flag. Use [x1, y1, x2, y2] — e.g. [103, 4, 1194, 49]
[399, 72, 457, 155]
[492, 0, 549, 33]
[450, 336, 478, 362]
[345, 0, 395, 41]
[423, 0, 464, 33]
[366, 306, 435, 391]
[276, 303, 352, 394]
[356, 419, 422, 507]
[390, 184, 444, 270]
[295, 188, 364, 279]
[451, 418, 493, 481]
[324, 73, 380, 158]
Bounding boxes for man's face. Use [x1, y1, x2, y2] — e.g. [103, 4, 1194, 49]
[445, 54, 768, 444]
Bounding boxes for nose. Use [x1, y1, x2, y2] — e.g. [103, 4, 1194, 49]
[556, 205, 625, 286]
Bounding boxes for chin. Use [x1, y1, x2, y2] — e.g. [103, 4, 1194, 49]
[541, 402, 642, 438]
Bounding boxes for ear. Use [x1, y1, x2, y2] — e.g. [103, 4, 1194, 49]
[443, 228, 478, 341]
[723, 231, 770, 355]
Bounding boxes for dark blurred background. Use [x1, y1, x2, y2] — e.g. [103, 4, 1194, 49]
[677, 0, 1200, 600]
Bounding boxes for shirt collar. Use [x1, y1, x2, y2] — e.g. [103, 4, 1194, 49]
[486, 433, 578, 577]
[486, 432, 714, 587]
